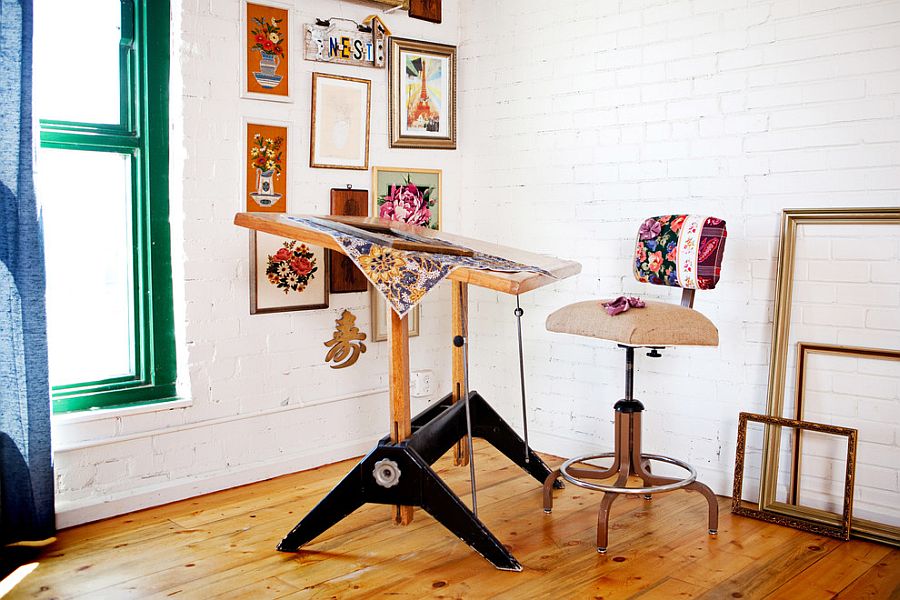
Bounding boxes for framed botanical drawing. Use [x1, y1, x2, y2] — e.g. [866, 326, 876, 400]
[371, 289, 420, 342]
[250, 231, 329, 314]
[371, 166, 441, 230]
[243, 119, 290, 213]
[388, 37, 456, 149]
[241, 1, 291, 102]
[310, 73, 371, 170]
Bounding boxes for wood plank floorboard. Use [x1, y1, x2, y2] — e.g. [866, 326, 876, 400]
[8, 441, 899, 599]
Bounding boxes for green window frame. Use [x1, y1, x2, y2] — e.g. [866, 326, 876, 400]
[39, 0, 176, 413]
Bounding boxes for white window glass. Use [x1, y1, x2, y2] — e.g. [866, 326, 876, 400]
[33, 0, 122, 124]
[37, 149, 134, 385]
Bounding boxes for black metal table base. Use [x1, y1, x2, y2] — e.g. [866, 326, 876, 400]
[277, 390, 562, 571]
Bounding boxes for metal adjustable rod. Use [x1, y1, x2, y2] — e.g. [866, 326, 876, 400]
[514, 295, 530, 464]
[453, 334, 478, 517]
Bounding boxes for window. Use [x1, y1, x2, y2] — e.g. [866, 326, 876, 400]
[34, 0, 175, 413]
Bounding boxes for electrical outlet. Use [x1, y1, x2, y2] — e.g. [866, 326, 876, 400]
[410, 370, 434, 397]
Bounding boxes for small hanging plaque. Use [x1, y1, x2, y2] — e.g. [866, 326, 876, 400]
[304, 18, 386, 68]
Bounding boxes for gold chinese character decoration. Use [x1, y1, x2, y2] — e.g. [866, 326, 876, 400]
[324, 310, 367, 369]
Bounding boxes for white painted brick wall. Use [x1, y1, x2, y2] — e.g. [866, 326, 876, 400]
[458, 0, 900, 496]
[52, 0, 461, 527]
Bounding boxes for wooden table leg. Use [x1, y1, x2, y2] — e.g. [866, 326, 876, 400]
[389, 310, 414, 525]
[452, 280, 469, 466]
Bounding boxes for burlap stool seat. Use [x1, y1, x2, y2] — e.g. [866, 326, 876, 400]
[546, 299, 718, 347]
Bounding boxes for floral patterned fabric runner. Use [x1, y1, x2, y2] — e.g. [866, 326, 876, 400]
[289, 217, 552, 317]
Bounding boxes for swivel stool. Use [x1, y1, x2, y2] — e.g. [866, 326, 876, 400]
[543, 214, 727, 553]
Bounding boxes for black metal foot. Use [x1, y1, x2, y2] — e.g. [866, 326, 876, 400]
[469, 392, 563, 489]
[277, 462, 365, 552]
[277, 390, 551, 570]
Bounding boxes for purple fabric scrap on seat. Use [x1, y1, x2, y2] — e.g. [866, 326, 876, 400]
[602, 296, 646, 316]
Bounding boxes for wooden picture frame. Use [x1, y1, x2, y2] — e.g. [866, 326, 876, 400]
[310, 73, 371, 170]
[371, 288, 420, 342]
[733, 412, 857, 540]
[371, 166, 442, 230]
[389, 37, 456, 149]
[240, 0, 292, 103]
[409, 0, 442, 23]
[243, 119, 291, 213]
[760, 207, 900, 543]
[788, 342, 900, 546]
[329, 187, 369, 294]
[250, 231, 329, 314]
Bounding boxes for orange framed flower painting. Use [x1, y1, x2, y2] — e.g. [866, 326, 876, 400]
[241, 1, 291, 102]
[244, 120, 289, 213]
[389, 38, 456, 149]
[250, 231, 329, 314]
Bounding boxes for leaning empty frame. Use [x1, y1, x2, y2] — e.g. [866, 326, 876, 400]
[760, 207, 900, 546]
[733, 412, 857, 540]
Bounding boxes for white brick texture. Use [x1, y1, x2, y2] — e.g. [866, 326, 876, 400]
[457, 0, 900, 498]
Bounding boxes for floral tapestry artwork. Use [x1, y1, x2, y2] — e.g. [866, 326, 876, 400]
[373, 168, 441, 229]
[245, 122, 288, 212]
[378, 176, 436, 229]
[633, 215, 727, 290]
[291, 217, 550, 317]
[244, 2, 290, 99]
[266, 239, 318, 293]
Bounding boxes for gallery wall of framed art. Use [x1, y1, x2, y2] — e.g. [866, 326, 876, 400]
[236, 2, 459, 354]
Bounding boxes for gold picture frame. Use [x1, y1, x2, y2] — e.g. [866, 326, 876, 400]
[371, 287, 420, 342]
[760, 207, 900, 544]
[733, 412, 857, 540]
[788, 342, 900, 546]
[388, 37, 457, 149]
[310, 72, 371, 170]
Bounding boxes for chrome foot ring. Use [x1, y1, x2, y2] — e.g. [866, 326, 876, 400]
[559, 452, 697, 495]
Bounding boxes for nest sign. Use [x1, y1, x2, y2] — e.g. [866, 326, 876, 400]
[304, 20, 386, 68]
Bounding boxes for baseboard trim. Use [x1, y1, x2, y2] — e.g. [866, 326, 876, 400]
[55, 436, 376, 529]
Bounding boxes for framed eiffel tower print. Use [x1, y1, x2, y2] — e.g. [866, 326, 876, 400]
[388, 38, 456, 149]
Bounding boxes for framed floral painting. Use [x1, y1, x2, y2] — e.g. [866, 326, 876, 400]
[241, 1, 291, 102]
[250, 231, 329, 314]
[371, 166, 441, 230]
[243, 119, 290, 213]
[389, 37, 456, 149]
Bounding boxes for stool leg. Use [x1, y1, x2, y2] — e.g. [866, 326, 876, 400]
[631, 455, 719, 535]
[543, 468, 560, 513]
[685, 480, 719, 535]
[597, 412, 631, 554]
[596, 469, 629, 553]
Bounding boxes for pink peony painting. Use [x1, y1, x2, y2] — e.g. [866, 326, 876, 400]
[373, 168, 441, 230]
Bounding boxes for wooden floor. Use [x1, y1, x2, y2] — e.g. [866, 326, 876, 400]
[10, 441, 900, 599]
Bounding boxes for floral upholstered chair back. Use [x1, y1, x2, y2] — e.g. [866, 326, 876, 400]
[633, 215, 727, 290]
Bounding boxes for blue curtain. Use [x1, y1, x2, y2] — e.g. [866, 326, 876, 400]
[0, 0, 55, 544]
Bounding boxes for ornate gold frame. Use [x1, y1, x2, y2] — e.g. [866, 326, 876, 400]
[388, 37, 457, 149]
[761, 207, 900, 544]
[733, 412, 856, 540]
[788, 342, 900, 546]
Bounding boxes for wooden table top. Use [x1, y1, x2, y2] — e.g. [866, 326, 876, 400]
[234, 213, 581, 295]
